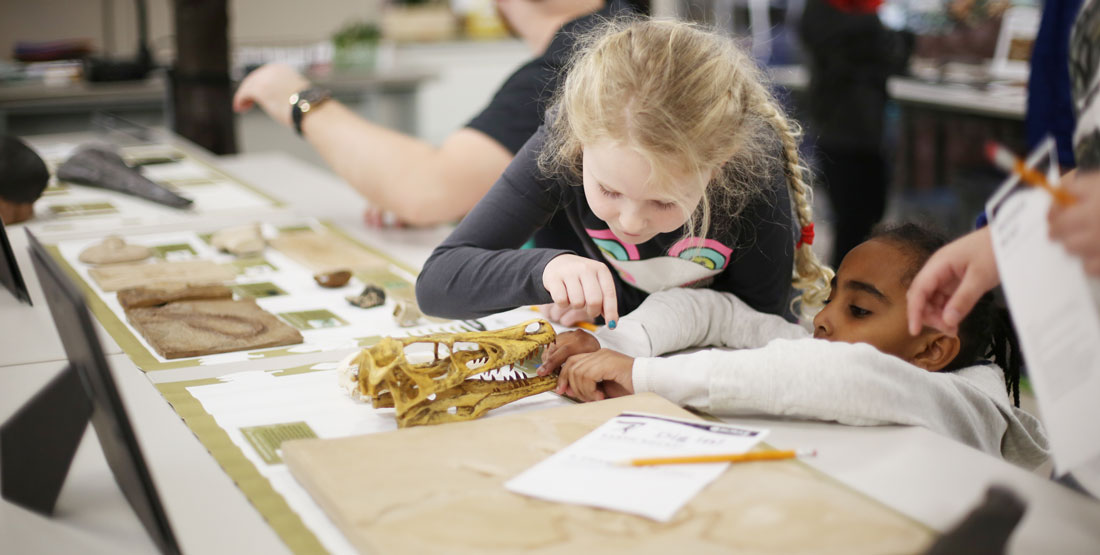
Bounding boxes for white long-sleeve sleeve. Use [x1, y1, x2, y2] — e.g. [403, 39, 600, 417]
[632, 338, 1050, 469]
[593, 288, 1049, 469]
[593, 288, 808, 357]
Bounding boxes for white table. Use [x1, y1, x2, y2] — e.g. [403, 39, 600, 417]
[3, 149, 1099, 554]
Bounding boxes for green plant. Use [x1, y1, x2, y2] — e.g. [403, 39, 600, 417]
[332, 21, 382, 49]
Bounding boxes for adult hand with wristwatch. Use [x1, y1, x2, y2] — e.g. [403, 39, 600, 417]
[233, 63, 330, 134]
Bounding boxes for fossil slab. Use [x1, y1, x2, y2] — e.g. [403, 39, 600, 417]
[117, 283, 232, 310]
[125, 297, 302, 359]
[269, 230, 390, 274]
[78, 236, 152, 265]
[89, 260, 235, 292]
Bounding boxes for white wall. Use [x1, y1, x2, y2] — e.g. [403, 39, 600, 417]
[0, 0, 380, 62]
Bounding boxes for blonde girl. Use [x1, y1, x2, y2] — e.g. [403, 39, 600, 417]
[416, 18, 832, 326]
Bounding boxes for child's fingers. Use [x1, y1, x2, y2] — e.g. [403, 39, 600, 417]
[539, 343, 570, 375]
[579, 272, 605, 320]
[564, 277, 586, 311]
[545, 280, 569, 309]
[563, 357, 601, 401]
[596, 265, 619, 326]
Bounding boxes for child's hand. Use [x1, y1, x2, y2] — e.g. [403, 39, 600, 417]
[542, 254, 619, 325]
[537, 303, 595, 327]
[538, 330, 600, 376]
[554, 349, 635, 402]
[1049, 170, 1100, 276]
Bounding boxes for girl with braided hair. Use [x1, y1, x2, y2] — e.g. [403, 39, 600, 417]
[417, 18, 831, 327]
[540, 223, 1049, 469]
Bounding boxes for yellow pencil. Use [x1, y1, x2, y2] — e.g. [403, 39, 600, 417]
[528, 306, 599, 332]
[986, 141, 1075, 206]
[625, 448, 816, 467]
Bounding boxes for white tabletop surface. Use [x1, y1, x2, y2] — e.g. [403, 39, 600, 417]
[3, 149, 1099, 554]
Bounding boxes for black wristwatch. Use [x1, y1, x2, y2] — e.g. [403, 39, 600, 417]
[289, 87, 332, 136]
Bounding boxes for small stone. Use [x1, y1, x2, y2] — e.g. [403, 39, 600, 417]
[346, 284, 386, 309]
[78, 235, 152, 265]
[314, 270, 351, 288]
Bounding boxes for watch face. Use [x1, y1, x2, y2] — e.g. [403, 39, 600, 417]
[299, 87, 331, 105]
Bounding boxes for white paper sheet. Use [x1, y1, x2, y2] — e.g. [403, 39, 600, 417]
[988, 138, 1100, 473]
[505, 412, 767, 522]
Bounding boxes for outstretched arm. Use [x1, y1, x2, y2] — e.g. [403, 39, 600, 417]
[632, 338, 1036, 463]
[590, 288, 807, 358]
[234, 64, 512, 226]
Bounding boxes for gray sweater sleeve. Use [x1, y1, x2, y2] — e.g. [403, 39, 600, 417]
[415, 127, 573, 318]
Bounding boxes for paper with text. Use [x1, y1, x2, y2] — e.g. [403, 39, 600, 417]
[988, 138, 1100, 473]
[505, 412, 767, 521]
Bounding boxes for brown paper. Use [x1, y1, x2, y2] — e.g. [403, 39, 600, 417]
[283, 393, 933, 554]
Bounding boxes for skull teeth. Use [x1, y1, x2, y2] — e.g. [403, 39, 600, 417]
[468, 363, 527, 382]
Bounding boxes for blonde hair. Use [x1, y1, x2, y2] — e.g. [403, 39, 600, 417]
[538, 17, 833, 319]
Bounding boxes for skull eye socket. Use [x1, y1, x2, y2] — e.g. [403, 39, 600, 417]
[453, 342, 480, 353]
[402, 342, 436, 364]
[525, 321, 542, 334]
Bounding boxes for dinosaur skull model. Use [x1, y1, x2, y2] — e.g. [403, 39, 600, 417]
[338, 319, 558, 427]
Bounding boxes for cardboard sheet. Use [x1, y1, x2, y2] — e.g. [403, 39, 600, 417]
[283, 394, 933, 555]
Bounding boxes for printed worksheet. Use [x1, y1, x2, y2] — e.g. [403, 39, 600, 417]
[988, 138, 1100, 473]
[506, 412, 767, 521]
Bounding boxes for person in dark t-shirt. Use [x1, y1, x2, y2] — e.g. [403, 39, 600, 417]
[233, 0, 617, 227]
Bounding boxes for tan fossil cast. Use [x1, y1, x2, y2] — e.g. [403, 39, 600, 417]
[338, 319, 558, 427]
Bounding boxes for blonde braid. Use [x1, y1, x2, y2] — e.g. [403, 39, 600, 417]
[751, 91, 834, 321]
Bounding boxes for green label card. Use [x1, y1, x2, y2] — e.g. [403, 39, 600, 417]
[241, 421, 318, 465]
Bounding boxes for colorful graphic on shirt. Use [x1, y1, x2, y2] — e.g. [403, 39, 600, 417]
[585, 230, 733, 292]
[667, 238, 733, 271]
[585, 228, 639, 261]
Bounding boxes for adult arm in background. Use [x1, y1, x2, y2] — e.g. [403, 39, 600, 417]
[907, 169, 1100, 336]
[906, 227, 1000, 337]
[413, 127, 572, 318]
[233, 64, 513, 226]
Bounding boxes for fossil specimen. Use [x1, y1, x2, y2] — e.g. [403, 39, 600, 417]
[338, 319, 558, 427]
[211, 224, 265, 256]
[392, 299, 422, 327]
[117, 282, 232, 310]
[346, 284, 385, 308]
[126, 297, 302, 359]
[78, 236, 152, 265]
[315, 269, 352, 288]
[56, 144, 193, 209]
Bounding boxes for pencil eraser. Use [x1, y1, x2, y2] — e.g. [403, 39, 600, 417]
[984, 141, 998, 163]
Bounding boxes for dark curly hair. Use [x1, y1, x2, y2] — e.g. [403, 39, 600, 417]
[870, 223, 1021, 406]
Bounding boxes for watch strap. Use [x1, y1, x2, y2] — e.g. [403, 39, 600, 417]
[289, 87, 332, 136]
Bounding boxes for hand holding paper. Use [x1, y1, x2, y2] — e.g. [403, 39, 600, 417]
[1048, 170, 1100, 276]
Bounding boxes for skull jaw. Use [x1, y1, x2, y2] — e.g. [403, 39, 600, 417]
[395, 374, 558, 428]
